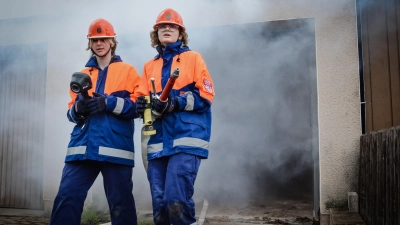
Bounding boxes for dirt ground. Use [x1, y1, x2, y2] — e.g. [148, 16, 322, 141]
[0, 196, 314, 225]
[198, 196, 314, 225]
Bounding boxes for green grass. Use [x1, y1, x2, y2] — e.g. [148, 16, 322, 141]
[80, 204, 110, 225]
[138, 220, 154, 225]
[80, 203, 154, 225]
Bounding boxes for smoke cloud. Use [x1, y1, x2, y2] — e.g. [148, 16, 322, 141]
[188, 20, 316, 205]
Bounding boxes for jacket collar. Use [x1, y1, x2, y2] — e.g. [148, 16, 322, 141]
[85, 55, 122, 68]
[154, 41, 189, 60]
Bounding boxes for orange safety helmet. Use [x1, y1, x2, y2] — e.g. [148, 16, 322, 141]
[87, 18, 117, 39]
[153, 8, 185, 31]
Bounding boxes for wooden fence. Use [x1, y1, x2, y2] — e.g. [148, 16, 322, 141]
[359, 126, 400, 224]
[358, 0, 400, 133]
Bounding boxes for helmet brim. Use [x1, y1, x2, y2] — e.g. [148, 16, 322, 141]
[87, 35, 117, 39]
[153, 21, 185, 31]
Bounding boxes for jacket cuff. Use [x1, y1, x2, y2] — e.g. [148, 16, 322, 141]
[105, 95, 116, 112]
[70, 104, 85, 121]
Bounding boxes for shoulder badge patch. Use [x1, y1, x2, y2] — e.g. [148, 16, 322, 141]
[202, 78, 214, 94]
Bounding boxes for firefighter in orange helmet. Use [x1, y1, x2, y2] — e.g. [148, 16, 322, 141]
[136, 8, 215, 225]
[50, 18, 141, 225]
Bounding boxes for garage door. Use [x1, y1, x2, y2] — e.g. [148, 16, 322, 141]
[0, 43, 47, 209]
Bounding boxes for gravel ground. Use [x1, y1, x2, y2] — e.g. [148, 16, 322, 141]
[0, 197, 314, 225]
[0, 215, 50, 225]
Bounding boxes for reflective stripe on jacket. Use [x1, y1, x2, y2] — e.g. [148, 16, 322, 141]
[137, 41, 215, 160]
[66, 55, 141, 166]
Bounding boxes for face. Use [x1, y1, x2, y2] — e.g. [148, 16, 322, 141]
[91, 38, 112, 56]
[157, 23, 181, 46]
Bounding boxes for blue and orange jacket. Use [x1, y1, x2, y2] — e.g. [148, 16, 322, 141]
[137, 41, 215, 160]
[66, 55, 141, 166]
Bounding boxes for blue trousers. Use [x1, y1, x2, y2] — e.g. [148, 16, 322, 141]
[147, 153, 201, 225]
[50, 160, 137, 225]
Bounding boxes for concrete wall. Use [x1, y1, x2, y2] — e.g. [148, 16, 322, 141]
[0, 0, 360, 221]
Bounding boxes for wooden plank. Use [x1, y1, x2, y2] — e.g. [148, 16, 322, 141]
[397, 127, 400, 223]
[367, 0, 393, 131]
[364, 135, 368, 219]
[386, 0, 400, 126]
[386, 129, 392, 224]
[330, 208, 366, 225]
[370, 133, 375, 224]
[393, 128, 398, 224]
[366, 136, 373, 221]
[360, 128, 400, 224]
[369, 134, 373, 222]
[385, 130, 389, 224]
[363, 134, 368, 220]
[361, 135, 365, 219]
[360, 0, 374, 132]
[379, 132, 385, 224]
[383, 131, 388, 224]
[389, 129, 397, 224]
[389, 129, 394, 224]
[395, 129, 398, 224]
[359, 136, 365, 218]
[392, 128, 400, 224]
[393, 129, 398, 224]
[375, 133, 378, 224]
[397, 0, 400, 81]
[376, 133, 379, 224]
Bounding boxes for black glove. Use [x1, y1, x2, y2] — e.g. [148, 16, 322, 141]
[86, 92, 106, 115]
[136, 96, 148, 115]
[153, 97, 177, 115]
[74, 98, 91, 116]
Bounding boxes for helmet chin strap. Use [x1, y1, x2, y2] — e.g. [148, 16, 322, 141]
[91, 46, 111, 57]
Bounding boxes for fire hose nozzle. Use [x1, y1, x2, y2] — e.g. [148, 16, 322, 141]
[142, 95, 156, 135]
[171, 67, 180, 79]
[159, 67, 179, 102]
[149, 68, 180, 119]
[150, 78, 158, 100]
[143, 77, 158, 135]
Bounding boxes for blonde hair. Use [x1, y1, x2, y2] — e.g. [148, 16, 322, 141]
[86, 38, 118, 56]
[150, 29, 188, 48]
